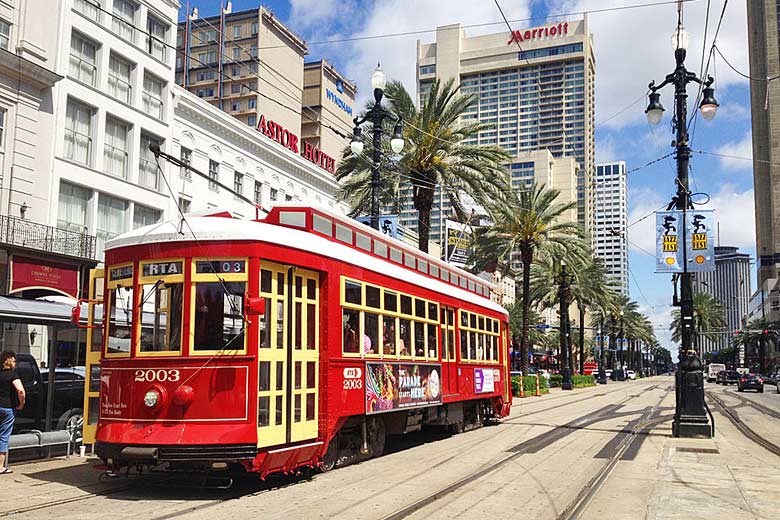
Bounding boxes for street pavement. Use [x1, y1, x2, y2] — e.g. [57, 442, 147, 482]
[1, 376, 779, 519]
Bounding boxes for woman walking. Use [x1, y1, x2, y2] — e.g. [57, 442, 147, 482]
[0, 351, 25, 474]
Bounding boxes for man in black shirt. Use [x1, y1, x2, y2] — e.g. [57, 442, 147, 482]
[0, 350, 25, 474]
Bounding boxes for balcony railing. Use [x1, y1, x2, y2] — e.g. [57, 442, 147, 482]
[0, 215, 97, 260]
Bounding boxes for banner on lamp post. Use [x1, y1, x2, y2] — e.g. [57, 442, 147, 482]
[655, 210, 715, 273]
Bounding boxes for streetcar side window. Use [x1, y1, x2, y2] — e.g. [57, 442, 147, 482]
[193, 281, 245, 351]
[343, 309, 360, 353]
[107, 287, 133, 354]
[139, 282, 183, 352]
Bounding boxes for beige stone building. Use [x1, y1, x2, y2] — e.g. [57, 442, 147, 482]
[747, 0, 780, 288]
[412, 18, 596, 244]
[301, 60, 357, 164]
[176, 7, 306, 135]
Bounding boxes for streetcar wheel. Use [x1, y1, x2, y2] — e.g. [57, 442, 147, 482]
[319, 437, 338, 472]
[368, 418, 386, 457]
[449, 421, 464, 435]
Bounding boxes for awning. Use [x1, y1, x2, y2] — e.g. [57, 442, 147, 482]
[0, 296, 81, 325]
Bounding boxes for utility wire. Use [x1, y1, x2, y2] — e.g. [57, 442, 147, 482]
[187, 0, 704, 51]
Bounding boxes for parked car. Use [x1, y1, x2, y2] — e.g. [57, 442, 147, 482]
[12, 354, 86, 441]
[716, 370, 740, 385]
[737, 374, 764, 393]
[626, 370, 637, 380]
[761, 372, 778, 385]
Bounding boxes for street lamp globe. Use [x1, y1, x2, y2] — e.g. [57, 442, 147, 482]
[390, 121, 405, 154]
[671, 25, 689, 51]
[350, 126, 364, 155]
[645, 91, 665, 125]
[699, 87, 719, 121]
[371, 63, 386, 92]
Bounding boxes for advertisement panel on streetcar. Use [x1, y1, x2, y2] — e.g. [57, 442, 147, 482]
[365, 363, 442, 414]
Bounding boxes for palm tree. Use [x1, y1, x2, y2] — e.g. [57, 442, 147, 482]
[337, 78, 511, 253]
[469, 183, 584, 375]
[670, 292, 726, 349]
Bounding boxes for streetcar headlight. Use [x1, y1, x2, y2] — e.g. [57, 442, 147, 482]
[143, 389, 160, 408]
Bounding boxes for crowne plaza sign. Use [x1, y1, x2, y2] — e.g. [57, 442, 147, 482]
[256, 115, 336, 174]
[507, 22, 569, 45]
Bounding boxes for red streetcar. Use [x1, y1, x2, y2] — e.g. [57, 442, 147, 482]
[78, 205, 511, 478]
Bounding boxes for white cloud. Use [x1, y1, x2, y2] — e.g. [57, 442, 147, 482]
[699, 184, 755, 248]
[715, 133, 753, 171]
[596, 134, 619, 164]
[637, 301, 677, 358]
[546, 0, 749, 129]
[627, 187, 667, 255]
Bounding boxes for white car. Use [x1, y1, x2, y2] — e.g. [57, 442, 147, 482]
[626, 370, 637, 380]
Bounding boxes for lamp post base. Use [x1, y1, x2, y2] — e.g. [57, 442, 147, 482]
[673, 353, 713, 438]
[561, 367, 573, 391]
[672, 415, 711, 438]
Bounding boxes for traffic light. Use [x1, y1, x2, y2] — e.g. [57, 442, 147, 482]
[763, 330, 769, 335]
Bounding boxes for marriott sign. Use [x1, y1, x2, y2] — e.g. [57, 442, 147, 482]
[507, 22, 569, 45]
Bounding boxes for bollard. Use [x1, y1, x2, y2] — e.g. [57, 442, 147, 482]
[535, 374, 540, 397]
[520, 375, 525, 398]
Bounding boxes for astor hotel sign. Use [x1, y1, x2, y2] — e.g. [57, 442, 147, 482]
[256, 115, 336, 174]
[507, 22, 569, 45]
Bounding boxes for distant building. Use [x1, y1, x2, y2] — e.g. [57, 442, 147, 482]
[747, 0, 780, 288]
[594, 162, 628, 295]
[746, 278, 780, 325]
[693, 246, 752, 354]
[414, 18, 596, 242]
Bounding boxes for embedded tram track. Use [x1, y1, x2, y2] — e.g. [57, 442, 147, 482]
[379, 380, 671, 520]
[707, 392, 780, 458]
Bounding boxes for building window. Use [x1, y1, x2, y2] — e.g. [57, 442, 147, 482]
[198, 51, 217, 65]
[205, 29, 217, 42]
[249, 45, 257, 58]
[139, 134, 162, 190]
[234, 172, 243, 195]
[248, 115, 257, 126]
[112, 0, 137, 42]
[249, 62, 258, 74]
[108, 53, 133, 103]
[251, 22, 258, 35]
[285, 194, 293, 202]
[96, 193, 127, 257]
[419, 64, 435, 75]
[208, 159, 219, 191]
[0, 20, 9, 50]
[233, 25, 242, 38]
[57, 182, 90, 233]
[254, 181, 262, 204]
[248, 98, 256, 109]
[270, 188, 278, 201]
[0, 110, 4, 145]
[146, 15, 167, 61]
[133, 204, 161, 229]
[104, 117, 129, 178]
[70, 32, 97, 86]
[231, 66, 240, 76]
[74, 0, 100, 22]
[179, 147, 192, 179]
[178, 197, 191, 213]
[143, 73, 165, 119]
[231, 83, 241, 94]
[64, 99, 93, 165]
[231, 101, 240, 111]
[232, 47, 240, 60]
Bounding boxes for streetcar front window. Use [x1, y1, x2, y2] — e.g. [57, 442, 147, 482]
[107, 287, 133, 354]
[193, 281, 245, 351]
[139, 282, 183, 352]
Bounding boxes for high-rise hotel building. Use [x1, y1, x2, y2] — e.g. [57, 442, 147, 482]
[594, 162, 628, 295]
[413, 18, 596, 243]
[747, 0, 780, 288]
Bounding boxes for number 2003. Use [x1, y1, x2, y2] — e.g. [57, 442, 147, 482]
[343, 379, 362, 390]
[134, 369, 181, 382]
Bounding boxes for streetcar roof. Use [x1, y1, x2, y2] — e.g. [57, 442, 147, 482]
[107, 214, 508, 316]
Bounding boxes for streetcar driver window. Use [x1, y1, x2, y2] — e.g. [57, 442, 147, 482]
[139, 282, 183, 352]
[107, 286, 133, 354]
[193, 281, 245, 351]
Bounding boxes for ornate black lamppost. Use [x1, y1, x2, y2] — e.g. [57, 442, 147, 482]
[646, 23, 718, 437]
[350, 64, 405, 230]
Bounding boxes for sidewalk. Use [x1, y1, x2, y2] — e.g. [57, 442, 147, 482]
[582, 389, 780, 520]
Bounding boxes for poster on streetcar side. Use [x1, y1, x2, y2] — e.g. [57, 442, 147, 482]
[474, 368, 495, 394]
[365, 363, 442, 414]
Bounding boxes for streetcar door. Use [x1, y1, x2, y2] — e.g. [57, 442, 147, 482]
[441, 306, 458, 396]
[257, 262, 319, 448]
[82, 268, 104, 447]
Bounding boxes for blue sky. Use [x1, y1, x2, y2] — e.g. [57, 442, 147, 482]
[186, 1, 756, 352]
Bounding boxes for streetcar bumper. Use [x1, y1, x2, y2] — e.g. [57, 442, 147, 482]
[96, 441, 258, 465]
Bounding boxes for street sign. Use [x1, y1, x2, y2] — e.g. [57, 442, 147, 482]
[534, 324, 550, 330]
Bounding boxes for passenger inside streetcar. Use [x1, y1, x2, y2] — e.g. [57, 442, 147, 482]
[343, 311, 359, 353]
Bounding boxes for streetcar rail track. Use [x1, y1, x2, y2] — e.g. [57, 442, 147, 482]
[380, 381, 668, 520]
[707, 392, 780, 458]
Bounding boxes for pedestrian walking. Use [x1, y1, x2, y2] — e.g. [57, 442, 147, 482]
[0, 350, 26, 474]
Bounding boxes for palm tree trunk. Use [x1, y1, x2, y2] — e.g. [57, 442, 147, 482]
[579, 304, 585, 374]
[414, 185, 435, 254]
[520, 247, 533, 376]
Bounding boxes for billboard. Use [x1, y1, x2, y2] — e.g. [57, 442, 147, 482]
[655, 210, 715, 273]
[445, 220, 472, 267]
[365, 363, 441, 414]
[356, 215, 399, 239]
